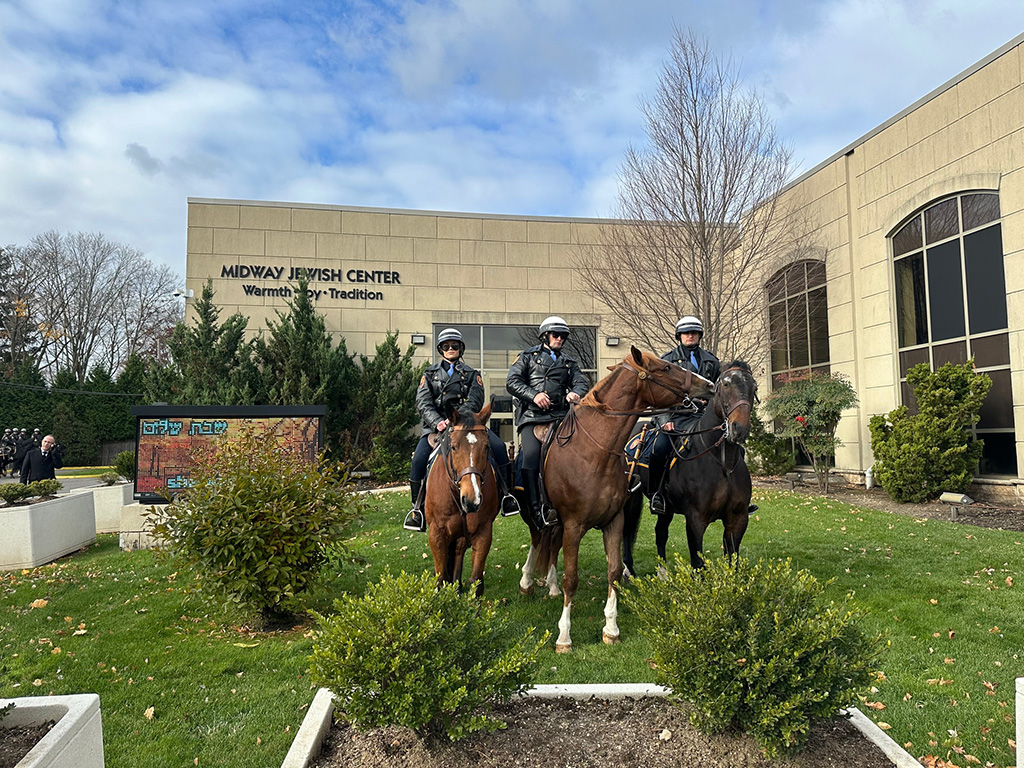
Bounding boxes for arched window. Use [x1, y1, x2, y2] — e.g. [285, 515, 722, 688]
[890, 191, 1015, 475]
[767, 260, 829, 389]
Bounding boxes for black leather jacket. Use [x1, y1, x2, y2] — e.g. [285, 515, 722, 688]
[652, 344, 721, 427]
[506, 344, 590, 427]
[415, 358, 485, 436]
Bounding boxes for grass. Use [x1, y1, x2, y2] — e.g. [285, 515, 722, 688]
[1, 487, 1022, 766]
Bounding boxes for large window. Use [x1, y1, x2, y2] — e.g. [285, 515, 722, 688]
[891, 191, 1015, 476]
[431, 323, 598, 438]
[767, 260, 830, 389]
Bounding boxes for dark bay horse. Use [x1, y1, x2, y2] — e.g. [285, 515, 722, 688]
[424, 403, 499, 596]
[622, 360, 757, 573]
[524, 346, 713, 652]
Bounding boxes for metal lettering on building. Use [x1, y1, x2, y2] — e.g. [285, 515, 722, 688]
[218, 264, 401, 302]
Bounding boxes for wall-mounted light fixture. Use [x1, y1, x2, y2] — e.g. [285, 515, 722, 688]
[411, 334, 427, 345]
[605, 337, 620, 347]
[171, 288, 194, 298]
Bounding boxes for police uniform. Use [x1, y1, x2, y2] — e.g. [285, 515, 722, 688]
[647, 316, 721, 514]
[404, 328, 519, 532]
[506, 316, 590, 528]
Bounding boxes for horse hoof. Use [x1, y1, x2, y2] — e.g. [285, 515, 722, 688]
[519, 584, 535, 596]
[555, 642, 573, 654]
[602, 632, 620, 645]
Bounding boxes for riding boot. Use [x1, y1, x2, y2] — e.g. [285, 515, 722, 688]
[521, 469, 555, 529]
[403, 479, 426, 532]
[496, 464, 521, 517]
[648, 456, 667, 516]
[748, 504, 759, 515]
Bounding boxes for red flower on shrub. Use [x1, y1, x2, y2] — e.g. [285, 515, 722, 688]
[795, 416, 806, 425]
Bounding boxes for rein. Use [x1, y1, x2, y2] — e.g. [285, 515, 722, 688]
[439, 426, 492, 514]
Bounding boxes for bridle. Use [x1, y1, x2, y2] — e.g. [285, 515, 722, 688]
[439, 424, 493, 514]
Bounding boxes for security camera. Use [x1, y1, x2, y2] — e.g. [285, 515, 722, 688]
[172, 289, 183, 298]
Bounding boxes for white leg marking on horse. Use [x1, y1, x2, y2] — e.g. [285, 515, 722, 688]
[470, 474, 482, 506]
[546, 563, 561, 596]
[602, 588, 620, 642]
[556, 603, 572, 650]
[520, 544, 537, 591]
[466, 433, 477, 444]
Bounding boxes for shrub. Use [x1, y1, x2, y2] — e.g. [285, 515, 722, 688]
[745, 409, 795, 477]
[309, 570, 547, 741]
[147, 427, 364, 623]
[869, 361, 990, 503]
[763, 372, 858, 493]
[623, 555, 882, 758]
[99, 472, 121, 486]
[0, 479, 62, 505]
[114, 450, 136, 481]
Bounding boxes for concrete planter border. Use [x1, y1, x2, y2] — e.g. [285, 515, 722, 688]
[69, 484, 132, 534]
[282, 684, 920, 768]
[0, 494, 97, 571]
[0, 693, 104, 768]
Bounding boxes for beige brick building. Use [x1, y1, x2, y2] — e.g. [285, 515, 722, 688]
[767, 31, 1024, 494]
[185, 200, 625, 442]
[185, 31, 1024, 492]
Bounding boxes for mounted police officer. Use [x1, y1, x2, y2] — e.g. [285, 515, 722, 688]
[646, 315, 721, 515]
[403, 328, 521, 533]
[506, 316, 590, 529]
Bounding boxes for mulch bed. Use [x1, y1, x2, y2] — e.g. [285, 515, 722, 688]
[0, 721, 55, 768]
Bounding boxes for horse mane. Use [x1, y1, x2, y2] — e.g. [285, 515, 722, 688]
[722, 359, 751, 373]
[580, 364, 624, 410]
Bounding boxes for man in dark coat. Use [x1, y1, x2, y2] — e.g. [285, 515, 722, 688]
[403, 329, 520, 532]
[647, 316, 721, 514]
[506, 316, 590, 529]
[0, 428, 16, 476]
[20, 434, 64, 484]
[11, 429, 32, 478]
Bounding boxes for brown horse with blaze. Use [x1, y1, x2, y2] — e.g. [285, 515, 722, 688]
[424, 402, 499, 596]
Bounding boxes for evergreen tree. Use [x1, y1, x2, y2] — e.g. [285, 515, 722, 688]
[147, 280, 257, 405]
[252, 275, 358, 449]
[341, 332, 423, 481]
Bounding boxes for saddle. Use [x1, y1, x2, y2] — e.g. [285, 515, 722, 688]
[512, 421, 559, 514]
[624, 414, 703, 494]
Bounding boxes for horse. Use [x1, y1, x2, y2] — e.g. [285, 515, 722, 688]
[423, 402, 499, 596]
[622, 360, 757, 574]
[518, 346, 714, 652]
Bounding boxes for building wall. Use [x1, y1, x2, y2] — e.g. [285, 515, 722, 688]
[774, 33, 1024, 476]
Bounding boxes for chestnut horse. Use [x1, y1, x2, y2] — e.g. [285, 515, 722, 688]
[522, 346, 713, 652]
[424, 403, 499, 596]
[622, 361, 756, 573]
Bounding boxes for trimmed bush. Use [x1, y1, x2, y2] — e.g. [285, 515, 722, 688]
[114, 450, 136, 481]
[623, 555, 882, 758]
[745, 409, 795, 477]
[309, 570, 547, 741]
[869, 361, 990, 503]
[147, 427, 364, 622]
[0, 479, 63, 505]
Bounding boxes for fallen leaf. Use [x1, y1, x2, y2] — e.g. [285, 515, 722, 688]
[144, 706, 155, 720]
[982, 681, 997, 693]
[877, 722, 892, 730]
[929, 598, 938, 605]
[659, 729, 672, 741]
[864, 701, 886, 710]
[29, 599, 48, 609]
[232, 642, 260, 648]
[32, 679, 42, 687]
[948, 629, 956, 639]
[944, 658, 955, 664]
[1009, 738, 1016, 749]
[988, 626, 1000, 633]
[1005, 576, 1013, 586]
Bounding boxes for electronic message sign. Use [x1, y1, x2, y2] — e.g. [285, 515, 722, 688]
[131, 405, 325, 502]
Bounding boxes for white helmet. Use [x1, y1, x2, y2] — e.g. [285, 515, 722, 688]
[538, 316, 571, 340]
[674, 316, 704, 339]
[436, 328, 464, 354]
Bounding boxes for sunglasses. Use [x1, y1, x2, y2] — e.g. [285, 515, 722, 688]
[548, 332, 567, 339]
[439, 342, 462, 351]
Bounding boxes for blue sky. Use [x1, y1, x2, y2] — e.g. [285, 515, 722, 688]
[2, 0, 1023, 279]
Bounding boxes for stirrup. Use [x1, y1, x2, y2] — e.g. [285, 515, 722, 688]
[649, 492, 667, 516]
[534, 504, 558, 529]
[403, 508, 426, 532]
[748, 503, 759, 515]
[500, 493, 521, 517]
[627, 474, 641, 493]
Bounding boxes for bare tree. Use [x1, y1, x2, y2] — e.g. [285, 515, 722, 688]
[14, 231, 181, 380]
[575, 29, 814, 364]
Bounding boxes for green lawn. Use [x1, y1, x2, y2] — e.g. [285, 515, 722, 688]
[55, 466, 115, 478]
[2, 488, 1022, 767]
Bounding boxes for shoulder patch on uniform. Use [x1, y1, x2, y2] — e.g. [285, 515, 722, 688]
[419, 375, 426, 388]
[512, 354, 520, 365]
